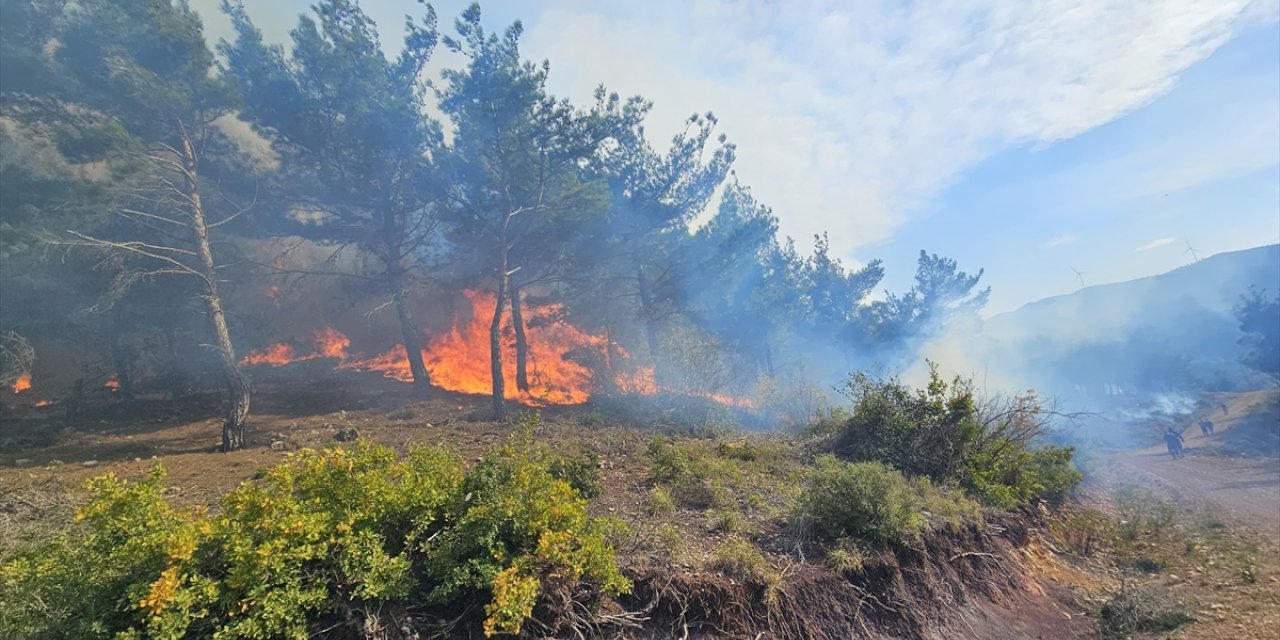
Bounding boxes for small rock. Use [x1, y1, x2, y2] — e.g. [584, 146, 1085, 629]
[334, 427, 360, 442]
[270, 440, 288, 452]
[14, 458, 31, 466]
[82, 460, 99, 467]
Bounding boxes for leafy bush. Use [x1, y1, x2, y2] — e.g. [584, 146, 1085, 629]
[797, 457, 926, 543]
[550, 451, 603, 499]
[0, 438, 629, 639]
[825, 367, 1081, 508]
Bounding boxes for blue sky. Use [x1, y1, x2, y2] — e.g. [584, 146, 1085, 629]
[196, 0, 1280, 314]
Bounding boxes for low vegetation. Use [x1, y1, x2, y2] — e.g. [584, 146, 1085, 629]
[820, 367, 1083, 508]
[0, 432, 628, 639]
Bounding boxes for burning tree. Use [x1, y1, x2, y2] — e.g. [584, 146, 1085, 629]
[437, 5, 636, 420]
[41, 0, 254, 450]
[596, 111, 736, 386]
[221, 0, 444, 393]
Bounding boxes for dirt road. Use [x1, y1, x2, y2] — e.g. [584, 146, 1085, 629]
[1115, 394, 1280, 536]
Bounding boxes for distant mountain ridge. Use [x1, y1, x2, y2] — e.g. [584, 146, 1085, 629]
[974, 244, 1279, 400]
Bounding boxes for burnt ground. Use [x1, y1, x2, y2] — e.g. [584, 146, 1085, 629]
[0, 371, 1274, 638]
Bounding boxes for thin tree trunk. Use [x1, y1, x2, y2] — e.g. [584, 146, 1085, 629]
[762, 340, 775, 378]
[180, 128, 250, 452]
[109, 311, 135, 401]
[163, 323, 187, 400]
[490, 235, 508, 421]
[510, 279, 530, 392]
[387, 262, 430, 393]
[637, 266, 662, 385]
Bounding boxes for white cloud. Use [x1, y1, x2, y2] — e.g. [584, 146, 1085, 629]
[1134, 236, 1178, 252]
[1045, 233, 1078, 248]
[517, 0, 1274, 259]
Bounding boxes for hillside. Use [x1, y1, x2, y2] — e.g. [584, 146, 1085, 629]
[971, 244, 1279, 404]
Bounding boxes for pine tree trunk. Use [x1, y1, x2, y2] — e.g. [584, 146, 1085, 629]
[763, 340, 775, 378]
[637, 266, 662, 385]
[490, 229, 509, 421]
[163, 324, 187, 400]
[108, 311, 134, 401]
[510, 279, 530, 392]
[387, 263, 430, 393]
[180, 129, 250, 452]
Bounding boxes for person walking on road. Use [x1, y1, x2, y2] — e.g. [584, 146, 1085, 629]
[1165, 427, 1186, 459]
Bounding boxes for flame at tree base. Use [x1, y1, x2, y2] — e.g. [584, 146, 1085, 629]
[242, 289, 756, 409]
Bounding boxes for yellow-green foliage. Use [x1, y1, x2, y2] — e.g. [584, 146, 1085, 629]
[647, 436, 803, 518]
[710, 537, 780, 592]
[799, 457, 924, 543]
[797, 456, 978, 544]
[823, 538, 867, 573]
[0, 438, 629, 639]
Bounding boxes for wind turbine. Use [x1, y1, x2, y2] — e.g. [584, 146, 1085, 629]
[1070, 266, 1087, 289]
[1184, 239, 1200, 263]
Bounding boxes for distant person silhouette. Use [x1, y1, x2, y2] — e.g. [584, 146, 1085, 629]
[1220, 403, 1228, 416]
[1199, 418, 1215, 436]
[1164, 427, 1186, 459]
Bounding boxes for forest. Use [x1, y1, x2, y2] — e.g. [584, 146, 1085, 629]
[0, 0, 992, 449]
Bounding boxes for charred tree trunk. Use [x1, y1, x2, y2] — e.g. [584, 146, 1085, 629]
[386, 261, 430, 393]
[163, 324, 188, 400]
[180, 128, 250, 452]
[637, 266, 662, 385]
[510, 279, 530, 392]
[762, 340, 775, 378]
[490, 233, 509, 421]
[108, 311, 135, 401]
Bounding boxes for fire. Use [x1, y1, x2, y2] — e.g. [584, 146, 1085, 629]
[11, 372, 32, 394]
[615, 366, 659, 395]
[105, 376, 120, 390]
[241, 328, 351, 367]
[34, 399, 51, 407]
[343, 290, 605, 405]
[241, 342, 296, 366]
[238, 290, 757, 410]
[313, 327, 350, 359]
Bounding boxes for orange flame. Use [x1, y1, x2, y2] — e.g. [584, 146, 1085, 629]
[343, 290, 605, 405]
[34, 399, 51, 407]
[238, 290, 756, 409]
[313, 327, 350, 360]
[11, 372, 32, 394]
[241, 342, 296, 366]
[105, 376, 120, 390]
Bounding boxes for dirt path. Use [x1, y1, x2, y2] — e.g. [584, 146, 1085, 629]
[1115, 394, 1280, 537]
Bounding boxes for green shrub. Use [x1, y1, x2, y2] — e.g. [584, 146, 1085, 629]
[646, 437, 802, 516]
[797, 457, 926, 544]
[825, 367, 1081, 509]
[550, 451, 603, 499]
[0, 437, 629, 639]
[0, 467, 184, 640]
[709, 537, 782, 602]
[823, 538, 867, 573]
